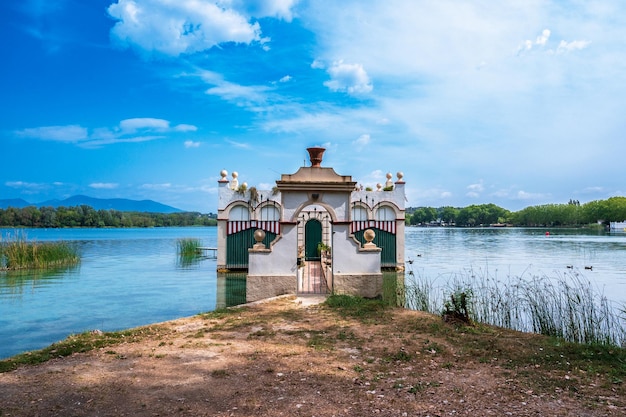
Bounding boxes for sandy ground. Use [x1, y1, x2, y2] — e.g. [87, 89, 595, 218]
[0, 295, 623, 417]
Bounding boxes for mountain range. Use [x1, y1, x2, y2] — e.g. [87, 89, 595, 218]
[0, 195, 183, 213]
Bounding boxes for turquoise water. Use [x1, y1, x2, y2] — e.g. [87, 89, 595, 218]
[1, 226, 625, 359]
[0, 227, 225, 359]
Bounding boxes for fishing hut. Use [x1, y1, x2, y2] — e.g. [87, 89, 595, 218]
[216, 147, 406, 302]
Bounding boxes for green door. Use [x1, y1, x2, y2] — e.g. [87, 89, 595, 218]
[305, 219, 322, 260]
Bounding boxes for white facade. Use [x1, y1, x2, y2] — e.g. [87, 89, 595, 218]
[217, 148, 406, 302]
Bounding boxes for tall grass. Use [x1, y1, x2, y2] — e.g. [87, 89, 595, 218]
[176, 238, 202, 256]
[176, 238, 203, 268]
[404, 267, 626, 346]
[0, 233, 80, 270]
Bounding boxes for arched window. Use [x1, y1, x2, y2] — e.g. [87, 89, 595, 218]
[259, 205, 280, 221]
[229, 205, 250, 220]
[351, 206, 368, 221]
[375, 206, 395, 221]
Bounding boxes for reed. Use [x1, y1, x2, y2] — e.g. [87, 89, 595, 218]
[176, 238, 202, 257]
[404, 267, 626, 346]
[0, 233, 80, 270]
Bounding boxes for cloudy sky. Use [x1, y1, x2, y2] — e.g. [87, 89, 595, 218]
[1, 0, 624, 212]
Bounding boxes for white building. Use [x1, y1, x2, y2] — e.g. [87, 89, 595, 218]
[216, 148, 406, 302]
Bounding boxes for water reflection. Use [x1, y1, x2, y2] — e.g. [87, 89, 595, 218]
[176, 254, 204, 269]
[382, 271, 405, 307]
[0, 265, 80, 298]
[217, 272, 247, 309]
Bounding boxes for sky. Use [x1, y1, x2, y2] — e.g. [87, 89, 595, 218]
[1, 0, 625, 213]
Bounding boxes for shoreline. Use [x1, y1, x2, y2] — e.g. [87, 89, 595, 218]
[1, 295, 624, 416]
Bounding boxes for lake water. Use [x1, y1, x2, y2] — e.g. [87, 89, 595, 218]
[1, 226, 625, 359]
[404, 227, 626, 303]
[0, 227, 230, 359]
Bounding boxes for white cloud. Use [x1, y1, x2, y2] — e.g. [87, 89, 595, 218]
[107, 0, 298, 56]
[580, 186, 604, 194]
[141, 183, 172, 190]
[518, 28, 591, 56]
[536, 29, 551, 46]
[119, 118, 170, 133]
[175, 124, 198, 132]
[5, 181, 45, 190]
[184, 140, 201, 148]
[516, 190, 551, 200]
[226, 0, 299, 21]
[14, 118, 198, 148]
[226, 139, 251, 149]
[89, 183, 119, 189]
[352, 134, 370, 151]
[279, 75, 292, 83]
[15, 125, 88, 142]
[310, 59, 325, 69]
[411, 186, 454, 203]
[556, 39, 591, 54]
[205, 82, 270, 105]
[323, 61, 373, 94]
[466, 181, 484, 193]
[108, 0, 260, 56]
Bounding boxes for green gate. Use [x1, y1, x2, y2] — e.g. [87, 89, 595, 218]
[354, 228, 397, 268]
[305, 219, 322, 260]
[226, 229, 276, 269]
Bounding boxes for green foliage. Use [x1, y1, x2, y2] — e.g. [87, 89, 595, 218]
[316, 242, 330, 255]
[407, 204, 511, 226]
[405, 270, 626, 346]
[456, 204, 511, 227]
[511, 196, 626, 226]
[176, 238, 204, 267]
[0, 326, 162, 373]
[0, 233, 80, 270]
[405, 196, 626, 227]
[325, 294, 388, 320]
[442, 288, 473, 325]
[409, 207, 438, 225]
[176, 238, 202, 256]
[0, 205, 217, 228]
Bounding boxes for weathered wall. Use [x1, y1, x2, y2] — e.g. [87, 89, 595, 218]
[246, 275, 296, 302]
[333, 273, 383, 298]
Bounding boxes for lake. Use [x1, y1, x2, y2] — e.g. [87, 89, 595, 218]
[405, 227, 626, 303]
[1, 226, 625, 359]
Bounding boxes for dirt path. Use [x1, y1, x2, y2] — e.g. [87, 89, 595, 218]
[1, 296, 623, 416]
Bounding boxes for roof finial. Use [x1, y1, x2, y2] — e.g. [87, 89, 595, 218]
[306, 147, 326, 167]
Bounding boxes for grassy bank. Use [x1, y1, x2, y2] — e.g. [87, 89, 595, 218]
[0, 326, 164, 373]
[0, 233, 80, 270]
[2, 294, 624, 405]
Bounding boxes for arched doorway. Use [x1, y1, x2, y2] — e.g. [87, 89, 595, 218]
[297, 207, 332, 295]
[304, 219, 322, 260]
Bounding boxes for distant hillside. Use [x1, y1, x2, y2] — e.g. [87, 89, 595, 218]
[0, 195, 183, 214]
[0, 198, 31, 209]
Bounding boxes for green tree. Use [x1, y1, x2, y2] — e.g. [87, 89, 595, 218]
[439, 206, 459, 224]
[410, 207, 437, 225]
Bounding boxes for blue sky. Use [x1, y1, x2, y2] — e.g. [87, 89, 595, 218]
[1, 0, 624, 213]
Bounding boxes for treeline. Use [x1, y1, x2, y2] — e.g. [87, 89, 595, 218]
[0, 205, 217, 228]
[408, 203, 510, 227]
[407, 197, 626, 227]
